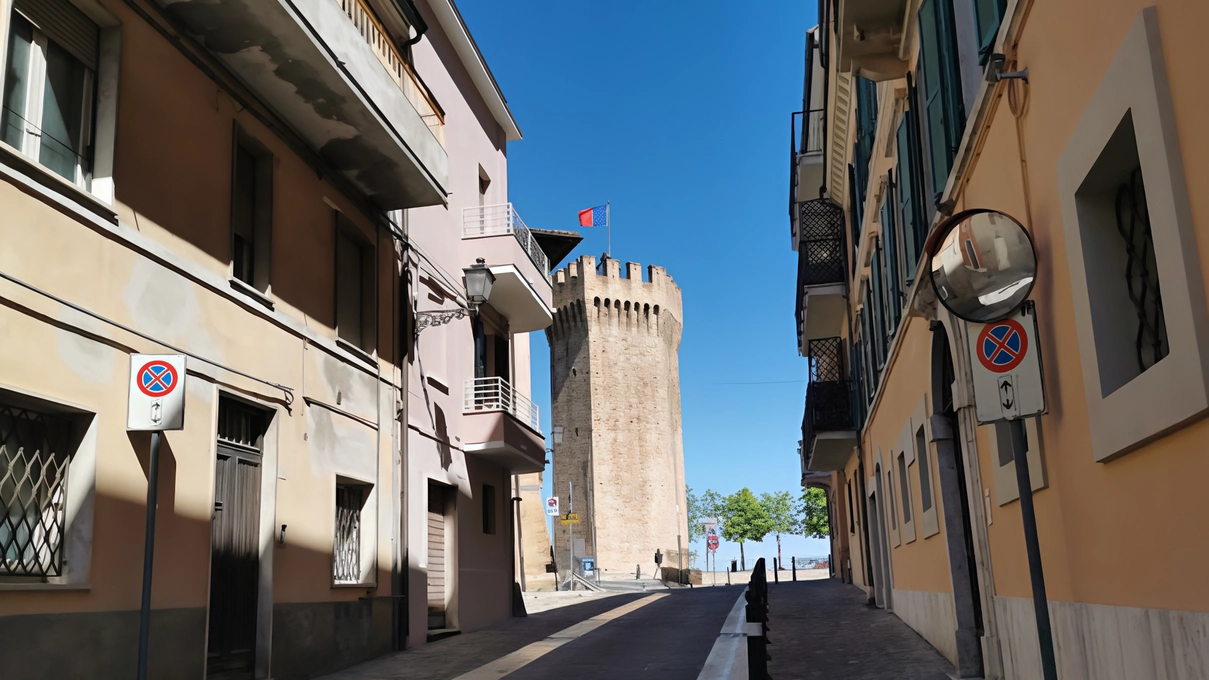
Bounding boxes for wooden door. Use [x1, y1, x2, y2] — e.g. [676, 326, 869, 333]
[208, 400, 265, 679]
[427, 487, 447, 629]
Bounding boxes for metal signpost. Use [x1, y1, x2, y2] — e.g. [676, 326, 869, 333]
[127, 354, 186, 680]
[929, 209, 1057, 680]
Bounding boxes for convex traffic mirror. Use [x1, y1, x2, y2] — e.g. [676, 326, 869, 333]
[927, 209, 1036, 324]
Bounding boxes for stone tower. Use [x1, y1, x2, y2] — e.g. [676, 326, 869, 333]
[547, 255, 688, 580]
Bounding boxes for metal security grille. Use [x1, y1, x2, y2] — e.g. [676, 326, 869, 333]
[797, 198, 846, 285]
[1115, 168, 1169, 372]
[809, 337, 844, 382]
[803, 338, 854, 459]
[0, 405, 70, 578]
[333, 485, 362, 584]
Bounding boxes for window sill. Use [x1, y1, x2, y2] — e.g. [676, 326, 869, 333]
[228, 277, 275, 310]
[0, 580, 91, 591]
[0, 141, 116, 224]
[332, 581, 377, 589]
[335, 337, 377, 366]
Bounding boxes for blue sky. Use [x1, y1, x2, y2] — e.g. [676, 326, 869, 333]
[458, 0, 828, 568]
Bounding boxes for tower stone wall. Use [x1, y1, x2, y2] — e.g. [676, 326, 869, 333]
[547, 255, 688, 580]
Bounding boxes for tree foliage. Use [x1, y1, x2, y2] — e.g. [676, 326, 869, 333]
[759, 490, 801, 536]
[687, 486, 705, 541]
[798, 487, 830, 538]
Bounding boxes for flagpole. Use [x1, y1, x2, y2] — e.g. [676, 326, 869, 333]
[606, 201, 611, 258]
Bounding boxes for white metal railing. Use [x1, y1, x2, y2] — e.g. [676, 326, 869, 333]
[336, 0, 445, 146]
[462, 203, 550, 278]
[463, 376, 541, 433]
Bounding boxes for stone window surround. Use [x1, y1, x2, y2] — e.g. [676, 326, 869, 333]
[907, 397, 941, 539]
[0, 384, 97, 591]
[892, 415, 917, 545]
[1056, 7, 1209, 462]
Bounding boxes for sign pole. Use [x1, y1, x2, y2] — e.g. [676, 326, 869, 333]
[136, 430, 162, 680]
[568, 481, 574, 591]
[1010, 418, 1058, 680]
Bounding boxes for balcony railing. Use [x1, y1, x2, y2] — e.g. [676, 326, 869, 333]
[463, 377, 541, 434]
[802, 379, 854, 454]
[462, 203, 551, 278]
[336, 0, 445, 145]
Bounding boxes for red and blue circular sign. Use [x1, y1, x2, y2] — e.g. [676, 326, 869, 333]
[137, 360, 179, 397]
[977, 319, 1028, 373]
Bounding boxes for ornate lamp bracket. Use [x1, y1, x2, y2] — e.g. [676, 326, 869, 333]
[414, 308, 467, 338]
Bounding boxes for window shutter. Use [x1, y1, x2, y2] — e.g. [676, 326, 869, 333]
[972, 0, 1008, 63]
[918, 0, 966, 203]
[14, 0, 99, 71]
[880, 179, 900, 334]
[870, 240, 886, 368]
[896, 119, 919, 279]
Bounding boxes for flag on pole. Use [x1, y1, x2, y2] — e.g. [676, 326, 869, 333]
[578, 204, 609, 227]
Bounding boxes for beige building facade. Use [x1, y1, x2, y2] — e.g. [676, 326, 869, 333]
[0, 0, 555, 677]
[547, 255, 688, 582]
[794, 0, 1209, 678]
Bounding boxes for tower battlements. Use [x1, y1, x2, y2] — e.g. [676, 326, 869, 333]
[550, 255, 683, 344]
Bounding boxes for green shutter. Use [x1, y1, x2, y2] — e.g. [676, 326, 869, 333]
[972, 0, 1007, 63]
[896, 119, 919, 280]
[880, 189, 900, 336]
[870, 241, 886, 368]
[918, 0, 967, 203]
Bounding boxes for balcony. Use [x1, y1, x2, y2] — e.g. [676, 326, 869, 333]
[159, 0, 449, 209]
[789, 28, 827, 233]
[462, 377, 545, 474]
[463, 204, 554, 333]
[832, 0, 910, 81]
[802, 338, 859, 472]
[795, 199, 848, 355]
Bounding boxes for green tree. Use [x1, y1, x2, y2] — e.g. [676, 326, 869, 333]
[798, 487, 830, 539]
[759, 490, 801, 569]
[687, 486, 705, 542]
[720, 488, 773, 571]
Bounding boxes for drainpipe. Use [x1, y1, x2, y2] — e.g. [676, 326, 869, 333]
[401, 0, 429, 47]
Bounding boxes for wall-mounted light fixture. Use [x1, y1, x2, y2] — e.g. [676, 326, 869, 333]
[986, 53, 1028, 83]
[463, 258, 495, 310]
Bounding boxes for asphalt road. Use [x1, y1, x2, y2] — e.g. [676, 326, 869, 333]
[504, 585, 743, 680]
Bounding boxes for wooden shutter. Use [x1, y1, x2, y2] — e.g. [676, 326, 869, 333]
[972, 0, 1008, 63]
[14, 0, 98, 70]
[870, 240, 886, 368]
[918, 0, 966, 202]
[880, 183, 900, 336]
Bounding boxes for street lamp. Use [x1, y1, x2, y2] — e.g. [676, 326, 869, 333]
[463, 258, 495, 310]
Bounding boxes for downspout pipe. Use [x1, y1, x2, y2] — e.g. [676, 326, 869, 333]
[401, 0, 428, 47]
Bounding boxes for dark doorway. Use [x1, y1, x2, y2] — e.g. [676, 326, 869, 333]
[427, 482, 453, 630]
[207, 399, 267, 679]
[932, 323, 985, 676]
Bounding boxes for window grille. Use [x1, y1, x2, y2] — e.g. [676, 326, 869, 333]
[0, 405, 70, 578]
[1115, 168, 1168, 373]
[797, 198, 846, 285]
[333, 484, 362, 584]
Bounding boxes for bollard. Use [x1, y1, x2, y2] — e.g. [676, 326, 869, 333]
[773, 557, 779, 583]
[746, 557, 771, 680]
[636, 564, 641, 580]
[792, 556, 797, 581]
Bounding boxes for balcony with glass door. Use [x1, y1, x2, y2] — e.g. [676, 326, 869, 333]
[462, 376, 545, 474]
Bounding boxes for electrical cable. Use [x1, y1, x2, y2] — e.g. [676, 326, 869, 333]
[0, 269, 294, 405]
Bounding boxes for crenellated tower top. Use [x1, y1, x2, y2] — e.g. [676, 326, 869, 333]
[550, 254, 683, 345]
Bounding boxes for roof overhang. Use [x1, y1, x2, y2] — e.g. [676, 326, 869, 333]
[424, 0, 522, 140]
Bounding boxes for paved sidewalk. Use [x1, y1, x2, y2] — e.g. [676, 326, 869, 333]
[315, 594, 647, 680]
[765, 579, 954, 680]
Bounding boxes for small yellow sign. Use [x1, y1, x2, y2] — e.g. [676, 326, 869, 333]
[560, 512, 580, 525]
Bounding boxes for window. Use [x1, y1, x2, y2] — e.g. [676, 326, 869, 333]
[230, 129, 273, 291]
[478, 167, 490, 206]
[897, 452, 912, 525]
[334, 482, 366, 584]
[846, 480, 856, 534]
[971, 0, 1007, 64]
[916, 426, 933, 513]
[989, 418, 1046, 505]
[0, 404, 71, 578]
[918, 0, 966, 202]
[851, 77, 879, 240]
[1056, 9, 1209, 462]
[879, 190, 902, 337]
[336, 216, 376, 354]
[482, 483, 497, 534]
[886, 478, 897, 530]
[2, 3, 98, 186]
[869, 240, 887, 369]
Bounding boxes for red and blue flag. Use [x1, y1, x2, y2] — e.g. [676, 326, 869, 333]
[578, 205, 608, 227]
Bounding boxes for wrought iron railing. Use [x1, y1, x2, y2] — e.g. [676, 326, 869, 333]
[335, 0, 445, 145]
[333, 485, 362, 584]
[0, 406, 70, 578]
[797, 198, 846, 286]
[462, 203, 551, 278]
[802, 379, 854, 453]
[463, 376, 541, 433]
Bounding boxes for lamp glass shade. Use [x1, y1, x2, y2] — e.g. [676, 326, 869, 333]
[464, 265, 495, 306]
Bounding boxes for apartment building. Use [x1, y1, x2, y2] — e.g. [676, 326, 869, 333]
[793, 0, 1209, 677]
[0, 0, 553, 678]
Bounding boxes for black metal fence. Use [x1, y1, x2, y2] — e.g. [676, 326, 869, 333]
[746, 557, 771, 679]
[797, 199, 846, 286]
